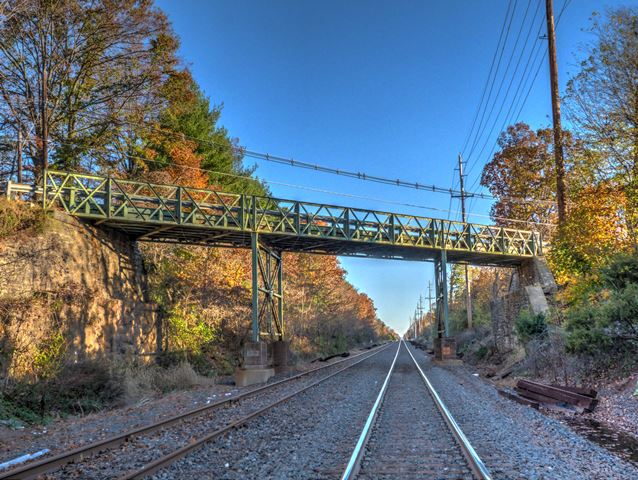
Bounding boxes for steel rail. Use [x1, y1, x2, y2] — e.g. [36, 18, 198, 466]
[340, 341, 402, 480]
[405, 343, 492, 480]
[117, 343, 395, 479]
[0, 344, 390, 480]
[340, 340, 492, 480]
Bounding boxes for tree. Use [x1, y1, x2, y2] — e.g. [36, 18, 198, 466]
[143, 70, 266, 194]
[480, 123, 559, 238]
[565, 7, 638, 247]
[549, 182, 628, 283]
[0, 0, 179, 180]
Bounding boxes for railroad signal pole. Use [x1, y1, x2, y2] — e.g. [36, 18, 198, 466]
[545, 0, 566, 226]
[457, 154, 473, 329]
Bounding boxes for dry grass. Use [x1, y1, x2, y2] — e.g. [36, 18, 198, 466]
[0, 197, 49, 239]
[121, 362, 209, 403]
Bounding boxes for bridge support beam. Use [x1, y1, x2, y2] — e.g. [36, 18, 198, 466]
[434, 249, 449, 338]
[251, 232, 284, 342]
[434, 249, 458, 361]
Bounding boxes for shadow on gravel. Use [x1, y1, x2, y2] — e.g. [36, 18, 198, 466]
[564, 417, 638, 468]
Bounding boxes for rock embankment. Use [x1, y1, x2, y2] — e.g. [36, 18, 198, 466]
[0, 208, 158, 378]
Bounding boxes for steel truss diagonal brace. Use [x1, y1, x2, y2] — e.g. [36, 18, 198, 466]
[434, 249, 449, 338]
[251, 232, 284, 342]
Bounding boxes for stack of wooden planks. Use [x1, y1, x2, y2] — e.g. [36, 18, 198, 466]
[500, 380, 598, 412]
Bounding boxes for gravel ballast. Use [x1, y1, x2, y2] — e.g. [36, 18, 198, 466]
[149, 344, 399, 479]
[5, 341, 636, 479]
[0, 346, 385, 479]
[358, 343, 473, 479]
[408, 344, 638, 480]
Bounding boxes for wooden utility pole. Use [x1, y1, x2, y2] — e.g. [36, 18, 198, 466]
[545, 0, 566, 225]
[17, 128, 22, 183]
[416, 295, 424, 336]
[427, 281, 433, 321]
[457, 154, 473, 329]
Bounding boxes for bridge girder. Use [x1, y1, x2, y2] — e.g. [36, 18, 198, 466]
[40, 170, 546, 342]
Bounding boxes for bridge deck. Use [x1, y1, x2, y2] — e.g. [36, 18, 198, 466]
[42, 171, 541, 266]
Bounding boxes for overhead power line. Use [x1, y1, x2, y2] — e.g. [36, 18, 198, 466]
[461, 0, 572, 212]
[464, 0, 519, 161]
[64, 109, 558, 206]
[48, 140, 554, 227]
[467, 0, 542, 172]
[242, 149, 498, 199]
[460, 0, 515, 157]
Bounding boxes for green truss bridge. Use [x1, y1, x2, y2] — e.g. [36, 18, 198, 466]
[37, 170, 543, 341]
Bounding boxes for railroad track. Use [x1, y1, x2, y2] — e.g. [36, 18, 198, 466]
[0, 343, 390, 480]
[341, 340, 492, 480]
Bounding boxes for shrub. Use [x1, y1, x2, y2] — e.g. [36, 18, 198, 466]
[475, 345, 490, 360]
[52, 359, 124, 410]
[0, 197, 49, 239]
[154, 362, 202, 392]
[600, 254, 638, 290]
[167, 304, 217, 354]
[564, 254, 638, 358]
[515, 310, 548, 344]
[0, 359, 209, 425]
[522, 327, 576, 382]
[121, 362, 205, 401]
[32, 332, 67, 381]
[565, 302, 612, 355]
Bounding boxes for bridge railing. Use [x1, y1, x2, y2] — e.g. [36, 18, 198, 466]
[42, 170, 542, 257]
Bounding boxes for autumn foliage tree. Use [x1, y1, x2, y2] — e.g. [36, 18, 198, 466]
[0, 0, 395, 384]
[480, 123, 564, 239]
[480, 121, 629, 283]
[566, 8, 638, 247]
[477, 9, 638, 365]
[145, 246, 393, 370]
[0, 0, 180, 180]
[142, 70, 264, 194]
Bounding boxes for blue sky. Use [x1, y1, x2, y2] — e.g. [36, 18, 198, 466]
[156, 0, 635, 335]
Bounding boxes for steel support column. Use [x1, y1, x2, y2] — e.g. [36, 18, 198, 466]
[251, 232, 259, 342]
[435, 249, 449, 338]
[250, 232, 284, 342]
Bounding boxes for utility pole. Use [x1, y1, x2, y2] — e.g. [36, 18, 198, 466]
[457, 154, 473, 329]
[427, 281, 434, 325]
[416, 295, 424, 337]
[545, 0, 566, 225]
[425, 281, 435, 336]
[16, 128, 22, 184]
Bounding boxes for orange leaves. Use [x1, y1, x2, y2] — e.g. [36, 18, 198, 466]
[144, 245, 393, 360]
[481, 123, 557, 236]
[548, 182, 630, 285]
[165, 140, 208, 189]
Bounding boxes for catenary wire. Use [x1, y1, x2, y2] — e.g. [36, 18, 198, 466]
[45, 142, 554, 227]
[464, 0, 519, 162]
[55, 110, 559, 207]
[460, 0, 515, 157]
